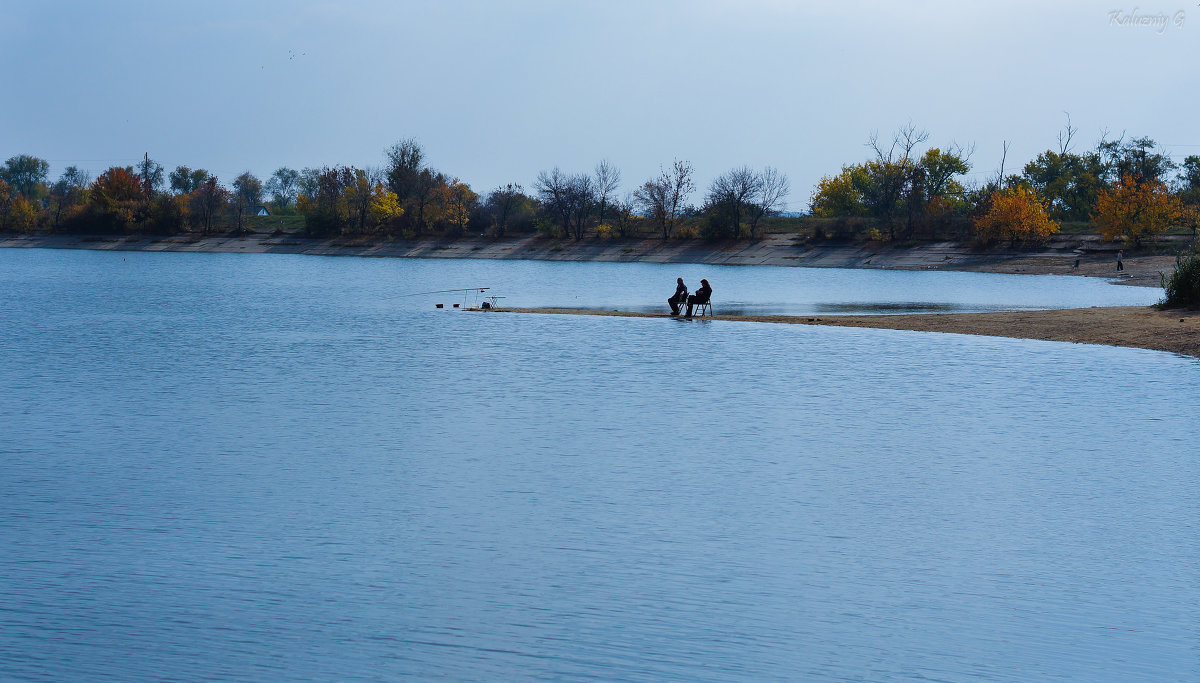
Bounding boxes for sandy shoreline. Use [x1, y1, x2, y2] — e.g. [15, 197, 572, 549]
[0, 232, 1181, 287]
[500, 306, 1200, 359]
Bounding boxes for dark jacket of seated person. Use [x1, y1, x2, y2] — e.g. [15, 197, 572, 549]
[668, 278, 688, 314]
[686, 279, 711, 315]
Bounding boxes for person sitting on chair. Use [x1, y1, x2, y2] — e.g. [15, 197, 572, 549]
[668, 277, 687, 315]
[685, 278, 711, 317]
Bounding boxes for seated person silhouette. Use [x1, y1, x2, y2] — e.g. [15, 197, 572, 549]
[685, 278, 711, 317]
[668, 277, 687, 315]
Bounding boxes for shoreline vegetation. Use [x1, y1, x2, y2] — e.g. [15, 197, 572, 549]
[3, 128, 1198, 256]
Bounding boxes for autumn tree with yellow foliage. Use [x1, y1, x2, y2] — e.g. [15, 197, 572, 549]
[1092, 175, 1183, 245]
[368, 185, 403, 232]
[298, 166, 410, 237]
[437, 179, 477, 237]
[343, 168, 380, 236]
[6, 195, 39, 232]
[973, 186, 1060, 245]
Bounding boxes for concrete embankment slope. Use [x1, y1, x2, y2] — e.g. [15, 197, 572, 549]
[0, 232, 1180, 288]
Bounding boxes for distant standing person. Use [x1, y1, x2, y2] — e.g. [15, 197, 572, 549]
[686, 278, 712, 317]
[1116, 250, 1124, 272]
[668, 277, 688, 315]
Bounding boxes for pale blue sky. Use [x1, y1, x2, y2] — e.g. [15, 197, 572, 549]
[2, 0, 1196, 206]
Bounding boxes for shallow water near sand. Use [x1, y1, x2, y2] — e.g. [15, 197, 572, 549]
[1, 248, 1197, 681]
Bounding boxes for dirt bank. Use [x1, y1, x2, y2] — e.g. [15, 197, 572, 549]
[0, 232, 1183, 288]
[499, 306, 1200, 359]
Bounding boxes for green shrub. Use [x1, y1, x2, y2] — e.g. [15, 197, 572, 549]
[829, 216, 866, 242]
[675, 224, 699, 239]
[533, 218, 559, 238]
[1160, 243, 1200, 308]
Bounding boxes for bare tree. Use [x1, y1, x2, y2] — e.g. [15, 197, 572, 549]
[865, 123, 929, 240]
[535, 169, 593, 239]
[706, 167, 761, 239]
[1057, 112, 1077, 155]
[633, 176, 670, 239]
[612, 193, 637, 237]
[535, 168, 573, 237]
[593, 160, 621, 226]
[1095, 129, 1127, 184]
[666, 160, 695, 236]
[868, 123, 929, 163]
[485, 183, 523, 237]
[565, 174, 595, 240]
[748, 167, 790, 238]
[633, 160, 695, 239]
[996, 140, 1011, 190]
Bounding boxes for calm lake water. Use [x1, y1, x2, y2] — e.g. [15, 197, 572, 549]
[0, 248, 1196, 681]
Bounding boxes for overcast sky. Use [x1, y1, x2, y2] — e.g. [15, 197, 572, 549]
[2, 0, 1196, 207]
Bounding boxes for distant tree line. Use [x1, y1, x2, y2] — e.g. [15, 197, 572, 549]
[809, 120, 1200, 246]
[2, 122, 1197, 247]
[0, 139, 791, 241]
[0, 152, 278, 237]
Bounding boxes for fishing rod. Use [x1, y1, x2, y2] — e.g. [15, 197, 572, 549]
[401, 286, 502, 310]
[399, 287, 489, 297]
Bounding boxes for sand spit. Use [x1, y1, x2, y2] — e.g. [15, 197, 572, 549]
[499, 306, 1200, 359]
